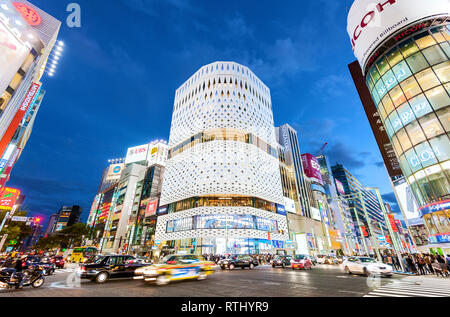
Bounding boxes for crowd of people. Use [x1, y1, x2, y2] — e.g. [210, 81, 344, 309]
[202, 253, 276, 265]
[381, 253, 450, 277]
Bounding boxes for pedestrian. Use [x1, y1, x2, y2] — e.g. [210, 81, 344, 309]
[416, 254, 426, 275]
[406, 255, 418, 275]
[436, 255, 449, 277]
[424, 254, 434, 274]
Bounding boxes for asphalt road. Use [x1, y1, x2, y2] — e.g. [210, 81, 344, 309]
[0, 263, 405, 297]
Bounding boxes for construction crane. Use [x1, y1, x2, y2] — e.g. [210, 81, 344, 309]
[319, 142, 328, 155]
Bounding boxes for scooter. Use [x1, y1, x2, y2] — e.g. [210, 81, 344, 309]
[0, 266, 45, 289]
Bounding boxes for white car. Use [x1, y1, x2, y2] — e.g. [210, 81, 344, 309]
[343, 257, 393, 277]
[316, 255, 327, 264]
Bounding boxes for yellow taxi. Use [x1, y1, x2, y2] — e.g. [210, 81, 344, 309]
[134, 254, 216, 286]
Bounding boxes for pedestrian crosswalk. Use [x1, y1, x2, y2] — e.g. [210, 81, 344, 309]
[364, 277, 450, 297]
[53, 268, 75, 274]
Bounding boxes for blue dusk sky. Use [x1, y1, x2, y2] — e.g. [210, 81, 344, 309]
[8, 0, 402, 223]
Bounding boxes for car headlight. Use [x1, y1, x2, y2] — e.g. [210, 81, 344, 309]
[145, 270, 158, 275]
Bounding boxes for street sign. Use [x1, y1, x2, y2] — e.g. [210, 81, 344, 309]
[11, 216, 29, 222]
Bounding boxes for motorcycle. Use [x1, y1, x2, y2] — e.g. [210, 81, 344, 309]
[0, 266, 45, 289]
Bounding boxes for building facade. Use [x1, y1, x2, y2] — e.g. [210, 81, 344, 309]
[347, 0, 450, 254]
[155, 62, 289, 255]
[54, 205, 82, 231]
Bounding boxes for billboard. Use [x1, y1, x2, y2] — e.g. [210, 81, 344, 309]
[301, 153, 323, 184]
[275, 204, 286, 216]
[347, 0, 449, 69]
[310, 207, 322, 221]
[388, 214, 398, 232]
[283, 197, 296, 214]
[125, 144, 149, 164]
[145, 199, 158, 217]
[335, 178, 346, 195]
[419, 199, 450, 217]
[0, 187, 20, 210]
[0, 20, 30, 97]
[105, 163, 124, 181]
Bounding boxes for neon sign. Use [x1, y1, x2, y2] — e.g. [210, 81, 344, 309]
[13, 2, 42, 26]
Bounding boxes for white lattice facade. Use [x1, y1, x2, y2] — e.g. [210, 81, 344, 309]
[157, 62, 288, 246]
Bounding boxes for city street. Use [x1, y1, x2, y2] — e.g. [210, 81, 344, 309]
[1, 264, 449, 297]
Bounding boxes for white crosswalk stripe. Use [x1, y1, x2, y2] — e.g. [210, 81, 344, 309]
[364, 278, 450, 297]
[53, 269, 75, 274]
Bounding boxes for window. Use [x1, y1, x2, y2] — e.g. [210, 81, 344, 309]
[439, 42, 450, 58]
[432, 61, 450, 83]
[405, 148, 423, 173]
[400, 77, 421, 100]
[397, 103, 415, 127]
[422, 45, 448, 65]
[396, 128, 412, 152]
[430, 27, 447, 43]
[399, 39, 419, 58]
[381, 94, 395, 115]
[382, 70, 398, 92]
[429, 135, 450, 163]
[389, 85, 406, 107]
[375, 79, 387, 99]
[399, 154, 412, 176]
[376, 56, 390, 76]
[414, 33, 437, 50]
[415, 68, 440, 91]
[369, 65, 381, 83]
[392, 60, 412, 83]
[415, 141, 438, 168]
[388, 110, 402, 133]
[409, 94, 433, 117]
[406, 52, 429, 73]
[436, 108, 450, 132]
[425, 86, 450, 111]
[386, 48, 403, 67]
[419, 113, 445, 139]
[405, 120, 426, 146]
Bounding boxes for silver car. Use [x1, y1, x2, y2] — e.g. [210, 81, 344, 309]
[343, 257, 393, 277]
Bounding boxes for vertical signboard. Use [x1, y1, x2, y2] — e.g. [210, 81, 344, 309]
[301, 153, 323, 184]
[0, 187, 20, 210]
[145, 199, 158, 217]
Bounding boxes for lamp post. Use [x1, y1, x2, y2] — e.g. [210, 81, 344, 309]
[366, 187, 405, 272]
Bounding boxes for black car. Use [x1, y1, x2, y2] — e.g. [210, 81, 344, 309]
[219, 255, 259, 270]
[271, 255, 292, 268]
[76, 255, 145, 283]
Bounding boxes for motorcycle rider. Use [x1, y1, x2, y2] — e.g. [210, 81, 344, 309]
[12, 255, 26, 289]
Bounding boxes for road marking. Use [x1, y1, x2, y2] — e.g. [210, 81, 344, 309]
[364, 279, 450, 297]
[338, 290, 365, 295]
[263, 282, 280, 285]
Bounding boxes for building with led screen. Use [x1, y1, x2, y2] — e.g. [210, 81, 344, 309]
[155, 62, 289, 255]
[348, 0, 450, 253]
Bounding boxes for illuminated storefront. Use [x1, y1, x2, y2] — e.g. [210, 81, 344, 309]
[348, 0, 449, 251]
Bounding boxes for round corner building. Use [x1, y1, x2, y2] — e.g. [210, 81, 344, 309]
[348, 0, 450, 251]
[155, 62, 289, 255]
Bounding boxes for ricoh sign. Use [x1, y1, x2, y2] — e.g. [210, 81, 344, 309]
[347, 0, 449, 69]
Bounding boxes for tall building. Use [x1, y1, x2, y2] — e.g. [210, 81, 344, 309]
[54, 205, 82, 231]
[332, 164, 388, 255]
[0, 0, 61, 188]
[44, 213, 57, 234]
[155, 62, 289, 255]
[347, 0, 450, 254]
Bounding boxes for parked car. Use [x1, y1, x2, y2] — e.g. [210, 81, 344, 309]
[76, 255, 145, 283]
[134, 254, 215, 286]
[270, 255, 292, 268]
[343, 257, 393, 277]
[291, 254, 313, 270]
[219, 255, 259, 270]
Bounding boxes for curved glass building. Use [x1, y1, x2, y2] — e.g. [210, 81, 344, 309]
[155, 62, 289, 255]
[348, 0, 449, 251]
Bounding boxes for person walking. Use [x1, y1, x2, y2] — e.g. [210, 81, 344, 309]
[436, 254, 449, 277]
[406, 255, 418, 275]
[424, 254, 434, 274]
[416, 254, 426, 275]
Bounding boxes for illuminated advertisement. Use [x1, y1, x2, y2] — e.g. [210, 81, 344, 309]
[0, 82, 40, 157]
[301, 153, 323, 184]
[275, 204, 286, 216]
[283, 197, 296, 214]
[419, 200, 450, 217]
[388, 214, 398, 232]
[105, 163, 124, 181]
[125, 144, 149, 164]
[393, 180, 420, 221]
[145, 199, 158, 217]
[310, 207, 322, 221]
[0, 20, 30, 96]
[12, 2, 42, 26]
[335, 178, 346, 195]
[347, 0, 449, 68]
[428, 233, 450, 244]
[0, 187, 20, 210]
[157, 205, 169, 216]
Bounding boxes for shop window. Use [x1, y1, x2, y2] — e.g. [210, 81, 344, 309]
[396, 128, 412, 152]
[436, 108, 450, 132]
[400, 76, 421, 100]
[376, 56, 390, 76]
[386, 48, 403, 67]
[392, 60, 412, 84]
[422, 45, 447, 65]
[381, 94, 395, 115]
[409, 179, 425, 206]
[409, 93, 433, 117]
[427, 171, 450, 202]
[432, 61, 450, 84]
[405, 120, 426, 146]
[429, 134, 450, 163]
[389, 85, 406, 107]
[425, 86, 450, 111]
[406, 52, 429, 73]
[414, 33, 437, 50]
[399, 39, 419, 58]
[417, 176, 437, 203]
[415, 68, 440, 91]
[419, 113, 445, 139]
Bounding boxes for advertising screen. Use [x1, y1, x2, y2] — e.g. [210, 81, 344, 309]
[0, 187, 20, 210]
[145, 199, 158, 217]
[125, 144, 149, 164]
[105, 163, 124, 181]
[301, 153, 323, 184]
[335, 178, 346, 195]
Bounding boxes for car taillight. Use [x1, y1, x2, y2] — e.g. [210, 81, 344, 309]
[80, 266, 86, 272]
[22, 262, 26, 267]
[167, 261, 176, 264]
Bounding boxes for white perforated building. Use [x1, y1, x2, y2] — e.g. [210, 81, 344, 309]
[155, 62, 289, 254]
